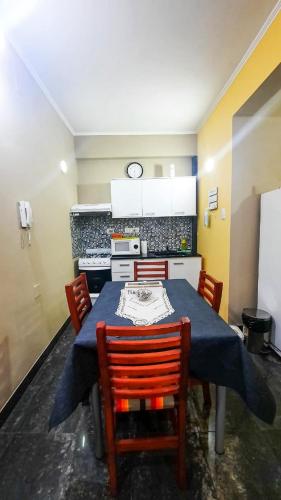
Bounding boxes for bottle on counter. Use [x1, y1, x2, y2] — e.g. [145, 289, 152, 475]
[180, 238, 187, 251]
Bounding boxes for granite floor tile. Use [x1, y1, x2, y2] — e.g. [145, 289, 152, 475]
[202, 430, 281, 500]
[63, 427, 217, 499]
[0, 326, 280, 499]
[1, 324, 75, 434]
[0, 432, 74, 500]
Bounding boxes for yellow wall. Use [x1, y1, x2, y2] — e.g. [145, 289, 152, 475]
[197, 12, 281, 320]
[0, 42, 77, 411]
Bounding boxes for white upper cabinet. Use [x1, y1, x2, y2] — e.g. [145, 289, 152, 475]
[111, 179, 142, 218]
[111, 177, 196, 218]
[171, 177, 196, 216]
[142, 179, 171, 217]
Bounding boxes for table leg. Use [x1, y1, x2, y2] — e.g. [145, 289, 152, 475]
[91, 383, 105, 459]
[215, 385, 226, 454]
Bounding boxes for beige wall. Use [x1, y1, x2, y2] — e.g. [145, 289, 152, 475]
[77, 156, 192, 203]
[74, 134, 197, 159]
[0, 42, 77, 410]
[75, 133, 196, 203]
[229, 92, 281, 322]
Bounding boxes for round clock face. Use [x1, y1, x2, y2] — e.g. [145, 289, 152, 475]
[127, 162, 143, 179]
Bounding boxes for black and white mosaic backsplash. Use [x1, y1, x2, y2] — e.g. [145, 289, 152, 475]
[71, 215, 194, 258]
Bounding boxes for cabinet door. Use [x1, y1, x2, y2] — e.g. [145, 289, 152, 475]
[171, 177, 196, 216]
[111, 180, 142, 218]
[168, 257, 201, 289]
[111, 260, 133, 273]
[112, 271, 134, 281]
[142, 179, 171, 217]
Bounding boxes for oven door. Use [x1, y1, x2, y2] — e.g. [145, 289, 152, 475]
[82, 268, 112, 294]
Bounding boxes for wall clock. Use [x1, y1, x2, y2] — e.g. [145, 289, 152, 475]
[126, 162, 143, 179]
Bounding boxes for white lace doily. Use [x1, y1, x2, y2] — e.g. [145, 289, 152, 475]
[116, 284, 174, 326]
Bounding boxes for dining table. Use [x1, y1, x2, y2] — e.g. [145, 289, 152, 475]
[49, 279, 276, 458]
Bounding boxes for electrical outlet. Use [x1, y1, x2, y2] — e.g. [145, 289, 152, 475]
[33, 283, 41, 299]
[124, 227, 140, 234]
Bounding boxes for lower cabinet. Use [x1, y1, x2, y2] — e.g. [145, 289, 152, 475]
[168, 257, 201, 289]
[111, 257, 201, 289]
[111, 259, 134, 281]
[112, 271, 134, 281]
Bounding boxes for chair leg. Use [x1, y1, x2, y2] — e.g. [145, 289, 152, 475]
[177, 400, 187, 489]
[168, 408, 177, 432]
[90, 383, 104, 459]
[202, 382, 212, 408]
[103, 407, 118, 496]
[108, 449, 118, 497]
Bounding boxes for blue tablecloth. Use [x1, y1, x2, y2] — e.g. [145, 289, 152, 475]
[49, 280, 276, 428]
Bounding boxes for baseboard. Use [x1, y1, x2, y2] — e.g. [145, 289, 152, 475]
[0, 316, 71, 428]
[270, 343, 281, 357]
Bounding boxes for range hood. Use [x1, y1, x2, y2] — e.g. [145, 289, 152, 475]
[70, 203, 112, 215]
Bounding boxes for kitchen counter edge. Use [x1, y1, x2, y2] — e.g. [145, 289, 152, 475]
[111, 253, 201, 260]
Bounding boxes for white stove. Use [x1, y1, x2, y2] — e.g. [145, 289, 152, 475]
[79, 248, 111, 270]
[78, 248, 112, 299]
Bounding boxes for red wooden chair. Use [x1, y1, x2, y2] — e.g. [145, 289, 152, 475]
[134, 260, 168, 281]
[96, 317, 191, 496]
[191, 270, 223, 407]
[65, 273, 92, 334]
[197, 270, 223, 314]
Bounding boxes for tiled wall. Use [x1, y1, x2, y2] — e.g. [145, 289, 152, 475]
[70, 215, 194, 257]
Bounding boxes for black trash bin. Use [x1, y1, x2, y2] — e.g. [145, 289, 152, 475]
[242, 308, 272, 354]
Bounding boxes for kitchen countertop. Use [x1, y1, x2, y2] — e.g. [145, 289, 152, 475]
[111, 252, 201, 260]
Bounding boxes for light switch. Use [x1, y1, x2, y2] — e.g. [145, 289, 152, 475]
[204, 209, 210, 227]
[220, 208, 226, 220]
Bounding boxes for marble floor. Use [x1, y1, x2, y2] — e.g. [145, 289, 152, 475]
[0, 324, 280, 500]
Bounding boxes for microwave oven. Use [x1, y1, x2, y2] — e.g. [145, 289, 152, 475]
[111, 237, 140, 256]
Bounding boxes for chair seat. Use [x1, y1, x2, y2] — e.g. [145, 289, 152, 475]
[114, 395, 175, 412]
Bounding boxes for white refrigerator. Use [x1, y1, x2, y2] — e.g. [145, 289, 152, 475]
[258, 188, 281, 355]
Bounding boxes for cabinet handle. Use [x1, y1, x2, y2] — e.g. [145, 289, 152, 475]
[174, 211, 185, 215]
[120, 264, 130, 267]
[145, 212, 155, 216]
[120, 275, 130, 278]
[128, 213, 139, 216]
[173, 262, 184, 265]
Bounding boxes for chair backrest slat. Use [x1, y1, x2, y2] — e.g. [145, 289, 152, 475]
[108, 349, 181, 365]
[105, 322, 180, 337]
[111, 373, 180, 388]
[65, 273, 92, 334]
[108, 361, 181, 377]
[112, 386, 180, 399]
[108, 336, 180, 351]
[197, 270, 223, 313]
[97, 318, 191, 412]
[134, 260, 168, 281]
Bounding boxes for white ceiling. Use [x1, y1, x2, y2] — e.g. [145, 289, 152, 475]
[2, 0, 279, 134]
